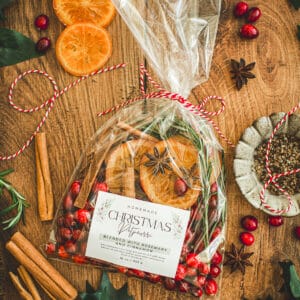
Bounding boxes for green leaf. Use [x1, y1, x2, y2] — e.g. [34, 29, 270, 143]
[80, 272, 134, 300]
[290, 264, 300, 298]
[289, 0, 300, 9]
[0, 168, 14, 177]
[0, 28, 43, 67]
[279, 260, 300, 300]
[0, 0, 14, 21]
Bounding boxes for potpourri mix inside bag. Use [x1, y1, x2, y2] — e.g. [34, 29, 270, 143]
[46, 0, 226, 298]
[46, 99, 226, 298]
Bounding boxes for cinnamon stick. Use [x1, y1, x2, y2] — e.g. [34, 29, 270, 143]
[35, 278, 56, 300]
[117, 121, 159, 143]
[122, 167, 135, 198]
[17, 266, 41, 300]
[7, 232, 77, 300]
[9, 271, 33, 300]
[74, 140, 113, 208]
[35, 133, 54, 221]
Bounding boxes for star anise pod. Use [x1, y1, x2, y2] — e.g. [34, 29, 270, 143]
[144, 147, 173, 176]
[224, 243, 254, 274]
[230, 58, 256, 90]
[179, 163, 200, 186]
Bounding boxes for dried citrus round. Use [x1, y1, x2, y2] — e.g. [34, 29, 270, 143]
[106, 140, 154, 196]
[53, 0, 116, 28]
[56, 23, 112, 76]
[140, 136, 201, 209]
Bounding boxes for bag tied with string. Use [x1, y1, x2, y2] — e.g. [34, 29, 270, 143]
[47, 1, 226, 298]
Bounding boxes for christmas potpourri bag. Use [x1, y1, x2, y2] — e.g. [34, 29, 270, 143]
[46, 0, 227, 298]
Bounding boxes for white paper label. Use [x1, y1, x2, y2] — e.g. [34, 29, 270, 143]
[86, 191, 190, 278]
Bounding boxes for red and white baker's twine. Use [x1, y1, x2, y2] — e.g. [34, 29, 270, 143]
[97, 64, 234, 147]
[4, 63, 298, 214]
[1, 64, 126, 161]
[259, 103, 300, 215]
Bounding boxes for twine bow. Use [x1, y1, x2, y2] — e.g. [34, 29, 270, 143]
[0, 64, 126, 161]
[259, 103, 300, 215]
[1, 63, 233, 162]
[97, 64, 235, 148]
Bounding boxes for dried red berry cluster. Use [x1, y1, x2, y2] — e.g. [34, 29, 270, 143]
[45, 180, 108, 265]
[46, 180, 225, 298]
[234, 2, 261, 39]
[34, 14, 51, 53]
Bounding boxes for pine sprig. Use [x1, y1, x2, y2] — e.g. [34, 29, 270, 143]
[0, 169, 29, 230]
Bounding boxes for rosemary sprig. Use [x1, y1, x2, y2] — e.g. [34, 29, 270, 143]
[142, 116, 226, 248]
[0, 169, 29, 230]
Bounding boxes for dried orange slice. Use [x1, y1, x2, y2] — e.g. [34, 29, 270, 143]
[106, 140, 154, 196]
[53, 0, 116, 28]
[140, 136, 201, 209]
[56, 23, 112, 76]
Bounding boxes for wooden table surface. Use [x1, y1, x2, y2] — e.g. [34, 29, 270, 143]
[0, 1, 299, 299]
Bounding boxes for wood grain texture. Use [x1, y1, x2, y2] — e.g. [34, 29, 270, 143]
[0, 0, 299, 299]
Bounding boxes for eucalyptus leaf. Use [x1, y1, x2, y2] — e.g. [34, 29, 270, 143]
[0, 0, 14, 20]
[0, 28, 43, 67]
[290, 264, 300, 298]
[80, 272, 134, 300]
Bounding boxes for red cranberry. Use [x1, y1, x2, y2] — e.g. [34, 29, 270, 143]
[186, 253, 200, 268]
[194, 275, 206, 287]
[175, 264, 187, 281]
[184, 229, 193, 243]
[132, 269, 145, 278]
[210, 264, 221, 278]
[209, 195, 218, 208]
[268, 216, 284, 227]
[241, 215, 258, 231]
[72, 255, 87, 264]
[58, 245, 69, 259]
[294, 226, 300, 240]
[210, 182, 218, 193]
[240, 232, 255, 246]
[117, 266, 128, 273]
[174, 178, 188, 196]
[198, 262, 210, 275]
[63, 194, 73, 211]
[180, 244, 190, 262]
[36, 37, 51, 53]
[185, 267, 197, 277]
[74, 209, 91, 225]
[60, 227, 72, 240]
[234, 2, 249, 17]
[70, 181, 81, 198]
[247, 7, 261, 23]
[148, 273, 161, 283]
[240, 24, 259, 39]
[210, 227, 221, 241]
[57, 215, 65, 227]
[178, 281, 190, 293]
[64, 241, 77, 254]
[34, 14, 49, 30]
[191, 287, 203, 297]
[64, 212, 75, 227]
[205, 278, 218, 295]
[93, 182, 108, 193]
[164, 278, 177, 291]
[211, 251, 222, 265]
[72, 229, 86, 242]
[45, 243, 56, 254]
